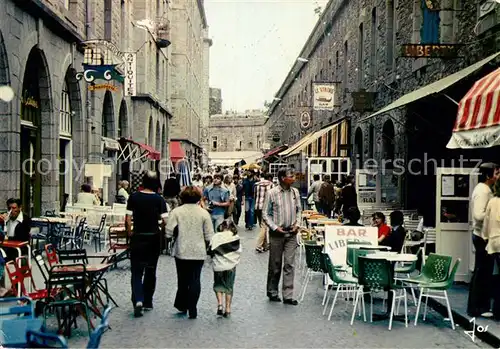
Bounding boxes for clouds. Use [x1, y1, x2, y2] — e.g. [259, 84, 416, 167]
[205, 0, 327, 111]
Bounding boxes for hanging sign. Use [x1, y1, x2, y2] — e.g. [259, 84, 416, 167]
[88, 83, 119, 92]
[401, 44, 461, 58]
[124, 52, 137, 96]
[352, 90, 377, 112]
[313, 83, 336, 110]
[76, 40, 135, 88]
[300, 111, 312, 129]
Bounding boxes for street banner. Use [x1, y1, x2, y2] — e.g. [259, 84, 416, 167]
[313, 83, 336, 110]
[324, 226, 378, 267]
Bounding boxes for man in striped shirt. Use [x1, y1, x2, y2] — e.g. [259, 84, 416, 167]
[262, 168, 302, 305]
[254, 173, 274, 252]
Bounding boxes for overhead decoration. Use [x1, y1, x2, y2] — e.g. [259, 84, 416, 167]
[300, 111, 312, 129]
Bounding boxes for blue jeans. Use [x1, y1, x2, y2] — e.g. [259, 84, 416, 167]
[211, 214, 225, 232]
[245, 197, 255, 228]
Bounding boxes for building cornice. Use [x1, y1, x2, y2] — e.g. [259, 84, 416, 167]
[197, 0, 208, 28]
[131, 94, 173, 118]
[170, 138, 201, 148]
[268, 0, 347, 115]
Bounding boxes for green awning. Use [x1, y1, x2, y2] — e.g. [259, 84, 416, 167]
[361, 51, 500, 122]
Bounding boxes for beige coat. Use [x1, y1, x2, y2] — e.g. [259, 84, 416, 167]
[483, 197, 500, 254]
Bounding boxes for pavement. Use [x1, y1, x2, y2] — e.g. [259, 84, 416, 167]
[60, 226, 489, 348]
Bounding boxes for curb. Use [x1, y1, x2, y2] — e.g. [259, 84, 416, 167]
[426, 296, 500, 348]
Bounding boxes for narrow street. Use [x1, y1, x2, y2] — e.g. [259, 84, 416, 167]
[67, 227, 487, 348]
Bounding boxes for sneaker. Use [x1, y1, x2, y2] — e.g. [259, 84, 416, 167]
[134, 302, 143, 317]
[143, 303, 153, 311]
[481, 311, 494, 318]
[255, 247, 264, 253]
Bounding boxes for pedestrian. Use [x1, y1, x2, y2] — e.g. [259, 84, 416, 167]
[163, 173, 181, 209]
[468, 162, 498, 318]
[254, 173, 274, 252]
[263, 168, 302, 305]
[166, 186, 214, 319]
[208, 220, 241, 318]
[318, 174, 335, 218]
[203, 173, 230, 231]
[125, 171, 168, 318]
[307, 174, 323, 213]
[243, 171, 257, 230]
[223, 174, 237, 219]
[335, 175, 358, 219]
[482, 177, 500, 319]
[232, 175, 244, 225]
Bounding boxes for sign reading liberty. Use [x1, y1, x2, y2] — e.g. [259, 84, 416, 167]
[401, 0, 461, 58]
[76, 40, 125, 83]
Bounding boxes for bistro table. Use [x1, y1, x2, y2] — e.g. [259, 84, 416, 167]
[365, 253, 418, 321]
[52, 263, 116, 318]
[351, 245, 392, 250]
[0, 318, 43, 348]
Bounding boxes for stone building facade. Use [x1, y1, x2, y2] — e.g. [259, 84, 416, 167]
[209, 112, 267, 152]
[209, 87, 222, 116]
[0, 0, 172, 216]
[267, 0, 500, 216]
[169, 0, 210, 167]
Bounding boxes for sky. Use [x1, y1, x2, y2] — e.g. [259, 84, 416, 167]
[204, 0, 329, 112]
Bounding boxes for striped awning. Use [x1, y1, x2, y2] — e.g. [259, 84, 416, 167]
[447, 67, 500, 149]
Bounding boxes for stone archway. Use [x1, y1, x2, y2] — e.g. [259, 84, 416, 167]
[102, 91, 115, 138]
[118, 99, 128, 138]
[155, 120, 161, 152]
[382, 119, 395, 169]
[147, 116, 154, 145]
[0, 29, 13, 205]
[354, 127, 363, 169]
[20, 47, 54, 216]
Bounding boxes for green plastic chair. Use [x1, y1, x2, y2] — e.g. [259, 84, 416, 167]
[414, 258, 461, 330]
[352, 256, 408, 330]
[352, 249, 376, 278]
[323, 254, 359, 321]
[394, 248, 423, 306]
[405, 253, 452, 285]
[299, 241, 329, 303]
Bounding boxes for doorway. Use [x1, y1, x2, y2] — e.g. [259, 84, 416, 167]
[21, 125, 40, 217]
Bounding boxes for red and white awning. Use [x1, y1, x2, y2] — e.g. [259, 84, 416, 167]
[117, 138, 161, 161]
[447, 67, 500, 149]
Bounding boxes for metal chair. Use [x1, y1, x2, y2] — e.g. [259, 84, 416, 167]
[26, 329, 68, 348]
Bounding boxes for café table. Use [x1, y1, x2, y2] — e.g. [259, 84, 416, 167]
[351, 245, 392, 250]
[52, 263, 117, 318]
[0, 318, 43, 348]
[364, 253, 418, 321]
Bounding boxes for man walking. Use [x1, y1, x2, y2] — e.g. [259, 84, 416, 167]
[307, 174, 323, 213]
[126, 171, 168, 317]
[467, 162, 498, 317]
[203, 173, 230, 231]
[243, 171, 257, 230]
[318, 175, 335, 218]
[254, 173, 274, 252]
[263, 168, 302, 305]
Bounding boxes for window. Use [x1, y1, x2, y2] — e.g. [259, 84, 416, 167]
[64, 0, 70, 10]
[156, 51, 160, 96]
[235, 140, 242, 150]
[257, 135, 261, 149]
[104, 0, 112, 41]
[358, 23, 364, 88]
[59, 81, 72, 136]
[370, 7, 377, 79]
[343, 40, 348, 97]
[211, 136, 218, 150]
[386, 0, 395, 71]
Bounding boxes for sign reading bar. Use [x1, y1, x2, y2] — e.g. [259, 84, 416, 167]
[324, 226, 378, 266]
[313, 83, 337, 111]
[401, 44, 461, 58]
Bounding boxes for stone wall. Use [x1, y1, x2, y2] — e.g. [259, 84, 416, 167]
[209, 114, 267, 152]
[209, 87, 222, 116]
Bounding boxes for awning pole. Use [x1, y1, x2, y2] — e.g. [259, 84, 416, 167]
[443, 93, 459, 106]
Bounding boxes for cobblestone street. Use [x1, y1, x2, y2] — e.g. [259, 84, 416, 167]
[67, 227, 488, 348]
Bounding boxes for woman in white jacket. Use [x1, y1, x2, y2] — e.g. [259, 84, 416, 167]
[483, 178, 500, 259]
[208, 220, 242, 317]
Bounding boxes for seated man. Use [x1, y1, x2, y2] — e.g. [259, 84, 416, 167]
[380, 210, 406, 253]
[1, 198, 32, 261]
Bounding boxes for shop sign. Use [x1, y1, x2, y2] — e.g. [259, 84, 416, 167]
[76, 40, 137, 96]
[352, 90, 376, 112]
[21, 91, 39, 109]
[401, 44, 461, 58]
[300, 111, 312, 129]
[123, 53, 137, 97]
[313, 83, 337, 111]
[88, 84, 119, 92]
